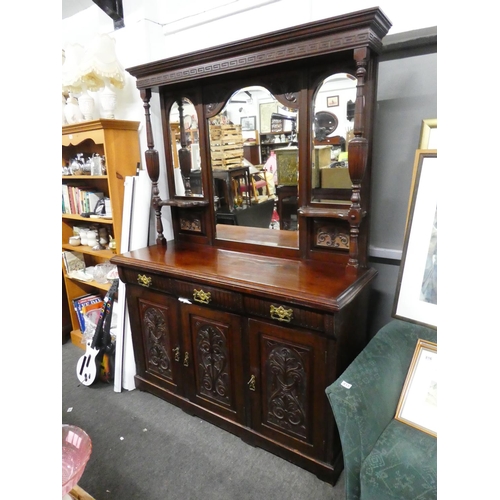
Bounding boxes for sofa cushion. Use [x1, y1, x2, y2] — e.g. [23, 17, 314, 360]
[360, 419, 437, 500]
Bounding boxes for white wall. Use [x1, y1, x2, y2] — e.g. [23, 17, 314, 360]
[62, 0, 437, 73]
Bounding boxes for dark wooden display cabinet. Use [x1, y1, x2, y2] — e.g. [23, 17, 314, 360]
[111, 7, 392, 486]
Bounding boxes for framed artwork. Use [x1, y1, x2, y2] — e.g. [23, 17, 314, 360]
[395, 339, 437, 437]
[419, 118, 437, 149]
[270, 117, 284, 133]
[240, 116, 256, 131]
[327, 95, 339, 107]
[393, 150, 437, 329]
[259, 102, 278, 133]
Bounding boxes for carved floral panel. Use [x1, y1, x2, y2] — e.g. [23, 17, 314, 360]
[140, 301, 173, 381]
[264, 339, 310, 441]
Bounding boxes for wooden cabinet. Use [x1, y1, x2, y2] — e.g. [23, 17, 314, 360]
[127, 282, 246, 423]
[247, 318, 328, 460]
[62, 119, 140, 348]
[243, 144, 261, 165]
[113, 243, 376, 484]
[112, 7, 391, 486]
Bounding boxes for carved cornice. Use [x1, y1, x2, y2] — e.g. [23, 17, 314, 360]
[128, 8, 391, 90]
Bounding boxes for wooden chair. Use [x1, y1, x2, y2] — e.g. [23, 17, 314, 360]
[240, 171, 271, 203]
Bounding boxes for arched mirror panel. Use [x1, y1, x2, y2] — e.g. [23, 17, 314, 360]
[311, 73, 356, 204]
[169, 98, 202, 197]
[208, 85, 299, 246]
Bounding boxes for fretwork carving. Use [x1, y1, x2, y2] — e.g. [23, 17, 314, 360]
[142, 306, 172, 379]
[316, 225, 349, 249]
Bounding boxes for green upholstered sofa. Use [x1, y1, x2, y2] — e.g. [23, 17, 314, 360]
[325, 320, 437, 500]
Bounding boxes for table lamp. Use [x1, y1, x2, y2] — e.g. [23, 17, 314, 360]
[79, 33, 126, 119]
[62, 43, 85, 123]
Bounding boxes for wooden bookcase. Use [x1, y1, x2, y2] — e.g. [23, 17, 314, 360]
[62, 119, 140, 348]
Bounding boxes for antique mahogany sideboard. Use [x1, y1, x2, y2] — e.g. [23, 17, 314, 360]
[111, 8, 392, 485]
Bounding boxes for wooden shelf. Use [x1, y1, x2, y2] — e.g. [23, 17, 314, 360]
[70, 328, 85, 350]
[298, 206, 351, 219]
[62, 120, 140, 348]
[62, 175, 107, 180]
[64, 273, 112, 292]
[62, 243, 116, 260]
[163, 197, 210, 208]
[62, 214, 114, 225]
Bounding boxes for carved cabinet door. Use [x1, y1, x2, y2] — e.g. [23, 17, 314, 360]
[247, 318, 328, 460]
[127, 286, 184, 396]
[180, 303, 246, 425]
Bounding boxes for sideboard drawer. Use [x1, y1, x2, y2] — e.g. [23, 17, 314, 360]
[120, 267, 174, 293]
[172, 279, 244, 314]
[244, 296, 327, 332]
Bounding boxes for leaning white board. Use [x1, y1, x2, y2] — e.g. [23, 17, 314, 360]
[114, 170, 152, 392]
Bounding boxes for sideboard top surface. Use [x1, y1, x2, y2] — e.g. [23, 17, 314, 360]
[112, 242, 377, 311]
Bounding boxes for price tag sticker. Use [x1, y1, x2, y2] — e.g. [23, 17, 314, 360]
[341, 380, 352, 389]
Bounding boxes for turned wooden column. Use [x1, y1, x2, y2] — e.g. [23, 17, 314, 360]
[347, 47, 370, 273]
[141, 88, 166, 246]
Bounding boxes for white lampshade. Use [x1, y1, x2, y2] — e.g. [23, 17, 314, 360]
[78, 34, 125, 91]
[62, 43, 85, 94]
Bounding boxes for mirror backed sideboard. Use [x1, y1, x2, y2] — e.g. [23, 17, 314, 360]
[111, 7, 392, 485]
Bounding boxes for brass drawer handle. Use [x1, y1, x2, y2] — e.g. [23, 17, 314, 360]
[173, 347, 180, 362]
[247, 375, 256, 392]
[183, 352, 189, 367]
[193, 289, 211, 304]
[137, 274, 152, 287]
[270, 305, 293, 323]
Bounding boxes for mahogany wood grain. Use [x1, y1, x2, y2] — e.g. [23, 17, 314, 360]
[111, 7, 391, 485]
[113, 242, 376, 312]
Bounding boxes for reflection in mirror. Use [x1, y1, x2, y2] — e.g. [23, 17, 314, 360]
[311, 73, 356, 204]
[169, 98, 202, 197]
[209, 86, 299, 247]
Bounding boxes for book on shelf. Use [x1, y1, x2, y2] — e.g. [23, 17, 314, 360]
[62, 185, 71, 214]
[62, 185, 104, 215]
[72, 294, 103, 333]
[86, 190, 104, 213]
[62, 251, 86, 274]
[72, 293, 91, 332]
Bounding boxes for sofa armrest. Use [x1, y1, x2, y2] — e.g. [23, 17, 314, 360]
[325, 319, 436, 500]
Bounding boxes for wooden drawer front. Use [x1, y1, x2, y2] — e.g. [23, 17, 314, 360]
[173, 279, 243, 313]
[120, 268, 174, 294]
[244, 296, 326, 332]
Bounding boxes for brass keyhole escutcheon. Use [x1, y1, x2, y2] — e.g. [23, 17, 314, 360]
[193, 289, 211, 304]
[173, 347, 180, 362]
[183, 352, 189, 367]
[247, 374, 256, 391]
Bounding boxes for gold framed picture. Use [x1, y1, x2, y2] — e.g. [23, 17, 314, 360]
[395, 339, 437, 437]
[418, 118, 437, 149]
[394, 150, 437, 329]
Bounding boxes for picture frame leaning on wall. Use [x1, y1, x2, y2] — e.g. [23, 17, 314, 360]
[419, 118, 437, 149]
[405, 118, 438, 228]
[393, 149, 437, 329]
